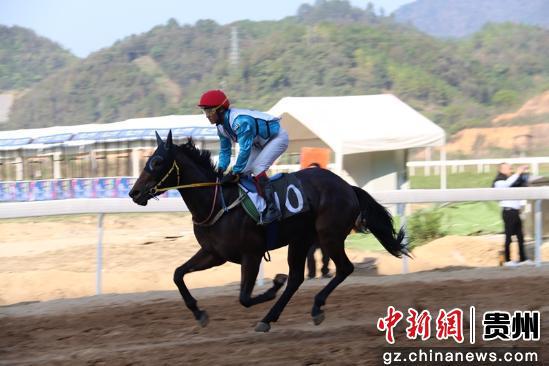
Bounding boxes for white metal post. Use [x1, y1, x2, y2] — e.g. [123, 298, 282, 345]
[532, 162, 539, 177]
[424, 147, 431, 176]
[440, 138, 447, 189]
[257, 260, 264, 286]
[15, 156, 23, 180]
[96, 213, 105, 295]
[131, 148, 141, 177]
[53, 152, 62, 179]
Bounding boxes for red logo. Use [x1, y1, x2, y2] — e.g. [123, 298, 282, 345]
[406, 308, 432, 340]
[435, 308, 464, 343]
[377, 306, 404, 344]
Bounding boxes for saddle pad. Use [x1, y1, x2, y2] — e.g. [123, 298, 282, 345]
[238, 186, 262, 223]
[238, 173, 309, 222]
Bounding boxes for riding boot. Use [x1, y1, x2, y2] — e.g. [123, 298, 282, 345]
[256, 175, 281, 224]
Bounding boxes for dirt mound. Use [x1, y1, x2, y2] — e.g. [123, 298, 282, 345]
[440, 91, 549, 156]
[361, 234, 548, 274]
[370, 235, 501, 274]
[493, 90, 549, 124]
[444, 123, 549, 156]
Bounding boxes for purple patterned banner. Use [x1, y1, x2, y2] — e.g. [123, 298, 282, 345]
[32, 180, 55, 201]
[95, 178, 117, 198]
[54, 180, 73, 200]
[0, 181, 15, 202]
[0, 177, 172, 201]
[14, 181, 31, 201]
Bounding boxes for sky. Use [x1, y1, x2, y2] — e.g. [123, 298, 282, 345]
[1, 0, 414, 57]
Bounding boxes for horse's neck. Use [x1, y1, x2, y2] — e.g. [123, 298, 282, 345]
[174, 157, 216, 220]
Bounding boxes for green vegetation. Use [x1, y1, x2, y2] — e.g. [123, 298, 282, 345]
[410, 171, 496, 189]
[438, 201, 501, 236]
[410, 165, 549, 189]
[345, 232, 385, 251]
[407, 208, 445, 247]
[345, 201, 502, 251]
[2, 1, 548, 134]
[0, 25, 77, 91]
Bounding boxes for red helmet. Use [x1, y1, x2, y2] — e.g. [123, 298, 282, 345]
[198, 89, 230, 109]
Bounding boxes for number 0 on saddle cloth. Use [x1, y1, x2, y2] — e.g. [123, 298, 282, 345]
[238, 173, 310, 223]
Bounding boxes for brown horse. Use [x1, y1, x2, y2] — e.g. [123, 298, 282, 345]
[129, 131, 407, 332]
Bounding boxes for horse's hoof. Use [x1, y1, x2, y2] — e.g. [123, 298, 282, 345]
[197, 310, 209, 327]
[255, 321, 271, 332]
[273, 273, 288, 286]
[313, 310, 325, 326]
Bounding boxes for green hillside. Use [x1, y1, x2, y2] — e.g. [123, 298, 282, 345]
[3, 1, 549, 133]
[0, 25, 77, 91]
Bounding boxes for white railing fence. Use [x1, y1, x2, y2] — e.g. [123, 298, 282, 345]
[407, 156, 549, 176]
[1, 187, 547, 294]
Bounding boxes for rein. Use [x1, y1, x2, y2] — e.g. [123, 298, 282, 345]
[148, 160, 240, 227]
[193, 182, 220, 226]
[150, 161, 220, 194]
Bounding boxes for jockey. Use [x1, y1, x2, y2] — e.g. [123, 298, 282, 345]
[198, 89, 289, 224]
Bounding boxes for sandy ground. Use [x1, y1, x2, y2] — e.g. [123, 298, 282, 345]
[1, 213, 549, 365]
[1, 213, 548, 305]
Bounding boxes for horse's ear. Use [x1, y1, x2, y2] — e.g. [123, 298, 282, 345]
[166, 130, 173, 149]
[155, 131, 163, 147]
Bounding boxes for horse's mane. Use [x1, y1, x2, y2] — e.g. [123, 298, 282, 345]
[176, 138, 216, 179]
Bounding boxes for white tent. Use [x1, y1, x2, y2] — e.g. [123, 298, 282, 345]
[268, 94, 446, 190]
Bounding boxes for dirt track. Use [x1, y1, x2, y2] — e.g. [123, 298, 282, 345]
[2, 267, 548, 366]
[1, 214, 548, 365]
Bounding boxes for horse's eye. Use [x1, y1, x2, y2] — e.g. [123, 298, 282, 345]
[148, 156, 163, 171]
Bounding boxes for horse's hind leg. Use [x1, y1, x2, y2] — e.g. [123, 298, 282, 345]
[311, 239, 354, 325]
[173, 248, 226, 327]
[255, 242, 308, 332]
[239, 254, 288, 308]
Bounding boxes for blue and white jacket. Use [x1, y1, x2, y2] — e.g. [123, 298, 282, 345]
[216, 108, 281, 174]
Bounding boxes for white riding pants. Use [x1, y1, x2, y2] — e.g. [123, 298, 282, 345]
[241, 127, 289, 176]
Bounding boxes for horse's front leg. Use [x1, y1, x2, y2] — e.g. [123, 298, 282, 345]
[255, 243, 308, 332]
[239, 254, 288, 308]
[173, 248, 226, 327]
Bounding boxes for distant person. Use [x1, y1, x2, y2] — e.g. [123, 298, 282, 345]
[307, 244, 331, 279]
[198, 89, 289, 224]
[305, 162, 332, 279]
[493, 163, 533, 266]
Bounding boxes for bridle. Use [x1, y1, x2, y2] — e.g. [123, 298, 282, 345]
[149, 161, 220, 196]
[147, 160, 242, 226]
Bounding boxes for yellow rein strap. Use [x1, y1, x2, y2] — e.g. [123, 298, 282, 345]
[151, 161, 220, 193]
[154, 181, 220, 192]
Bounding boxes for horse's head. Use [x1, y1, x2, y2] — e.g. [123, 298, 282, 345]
[129, 130, 176, 206]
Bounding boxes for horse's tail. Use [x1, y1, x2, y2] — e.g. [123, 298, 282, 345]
[352, 186, 409, 258]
